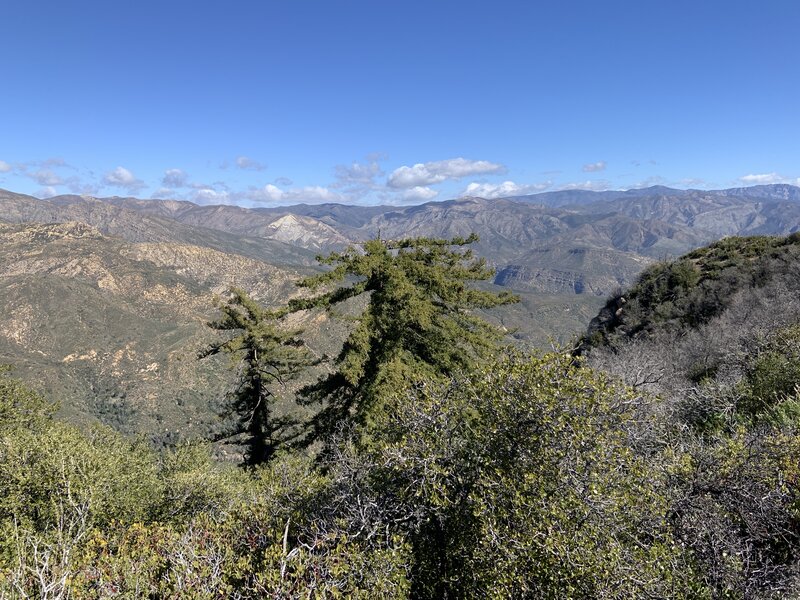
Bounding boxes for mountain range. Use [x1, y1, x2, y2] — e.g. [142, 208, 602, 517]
[1, 183, 799, 441]
[6, 184, 800, 293]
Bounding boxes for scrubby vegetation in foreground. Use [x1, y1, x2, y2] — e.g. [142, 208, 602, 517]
[2, 234, 800, 598]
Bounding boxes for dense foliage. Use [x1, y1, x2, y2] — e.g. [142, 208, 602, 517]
[3, 233, 800, 598]
[0, 355, 706, 598]
[585, 234, 800, 597]
[203, 288, 313, 464]
[287, 234, 518, 448]
[581, 232, 800, 350]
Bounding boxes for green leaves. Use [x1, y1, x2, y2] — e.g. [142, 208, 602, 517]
[357, 352, 692, 598]
[205, 288, 314, 464]
[0, 365, 55, 430]
[290, 235, 519, 449]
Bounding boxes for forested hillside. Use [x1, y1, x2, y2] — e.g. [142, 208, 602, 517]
[3, 233, 799, 598]
[581, 234, 800, 596]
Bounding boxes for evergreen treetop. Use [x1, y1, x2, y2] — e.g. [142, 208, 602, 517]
[204, 288, 312, 464]
[288, 234, 519, 446]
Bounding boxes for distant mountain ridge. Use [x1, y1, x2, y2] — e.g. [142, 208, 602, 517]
[0, 189, 317, 266]
[3, 184, 800, 299]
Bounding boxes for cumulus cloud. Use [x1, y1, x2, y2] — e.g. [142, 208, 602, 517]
[739, 173, 782, 184]
[463, 180, 552, 199]
[558, 180, 613, 192]
[334, 160, 383, 186]
[236, 156, 267, 171]
[31, 169, 63, 186]
[162, 168, 188, 188]
[738, 172, 800, 186]
[289, 186, 341, 203]
[251, 184, 285, 203]
[247, 184, 342, 205]
[0, 160, 12, 173]
[398, 186, 439, 202]
[34, 186, 58, 198]
[388, 158, 505, 188]
[582, 161, 607, 172]
[103, 166, 146, 192]
[273, 176, 293, 186]
[192, 188, 232, 204]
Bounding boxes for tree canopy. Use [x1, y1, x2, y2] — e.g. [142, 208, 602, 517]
[287, 234, 519, 446]
[204, 288, 313, 464]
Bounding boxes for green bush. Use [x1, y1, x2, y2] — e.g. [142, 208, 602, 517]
[361, 352, 700, 598]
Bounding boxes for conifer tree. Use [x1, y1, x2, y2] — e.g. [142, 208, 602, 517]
[288, 234, 519, 446]
[205, 289, 312, 465]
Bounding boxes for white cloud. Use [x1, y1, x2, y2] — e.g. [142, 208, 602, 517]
[463, 180, 552, 199]
[251, 184, 285, 203]
[32, 169, 63, 186]
[247, 184, 342, 205]
[629, 175, 667, 189]
[558, 180, 613, 192]
[292, 186, 341, 203]
[236, 156, 267, 171]
[0, 160, 11, 173]
[739, 173, 781, 184]
[582, 161, 607, 172]
[192, 188, 232, 204]
[388, 157, 505, 188]
[162, 168, 188, 188]
[34, 186, 58, 198]
[103, 166, 146, 192]
[334, 160, 383, 185]
[738, 172, 800, 186]
[398, 186, 439, 202]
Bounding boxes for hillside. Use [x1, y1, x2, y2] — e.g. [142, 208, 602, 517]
[581, 233, 800, 351]
[1, 184, 800, 446]
[9, 184, 798, 300]
[578, 234, 800, 595]
[0, 189, 317, 266]
[0, 220, 307, 444]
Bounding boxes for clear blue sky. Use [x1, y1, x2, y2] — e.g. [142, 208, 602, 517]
[1, 1, 798, 206]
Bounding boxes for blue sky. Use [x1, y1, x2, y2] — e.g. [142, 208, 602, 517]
[1, 1, 798, 206]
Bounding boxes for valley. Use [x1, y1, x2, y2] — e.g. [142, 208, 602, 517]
[1, 184, 799, 442]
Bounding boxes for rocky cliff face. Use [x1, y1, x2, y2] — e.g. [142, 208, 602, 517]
[495, 265, 591, 295]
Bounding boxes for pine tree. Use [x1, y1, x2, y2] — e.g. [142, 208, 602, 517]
[204, 288, 312, 465]
[288, 234, 519, 447]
